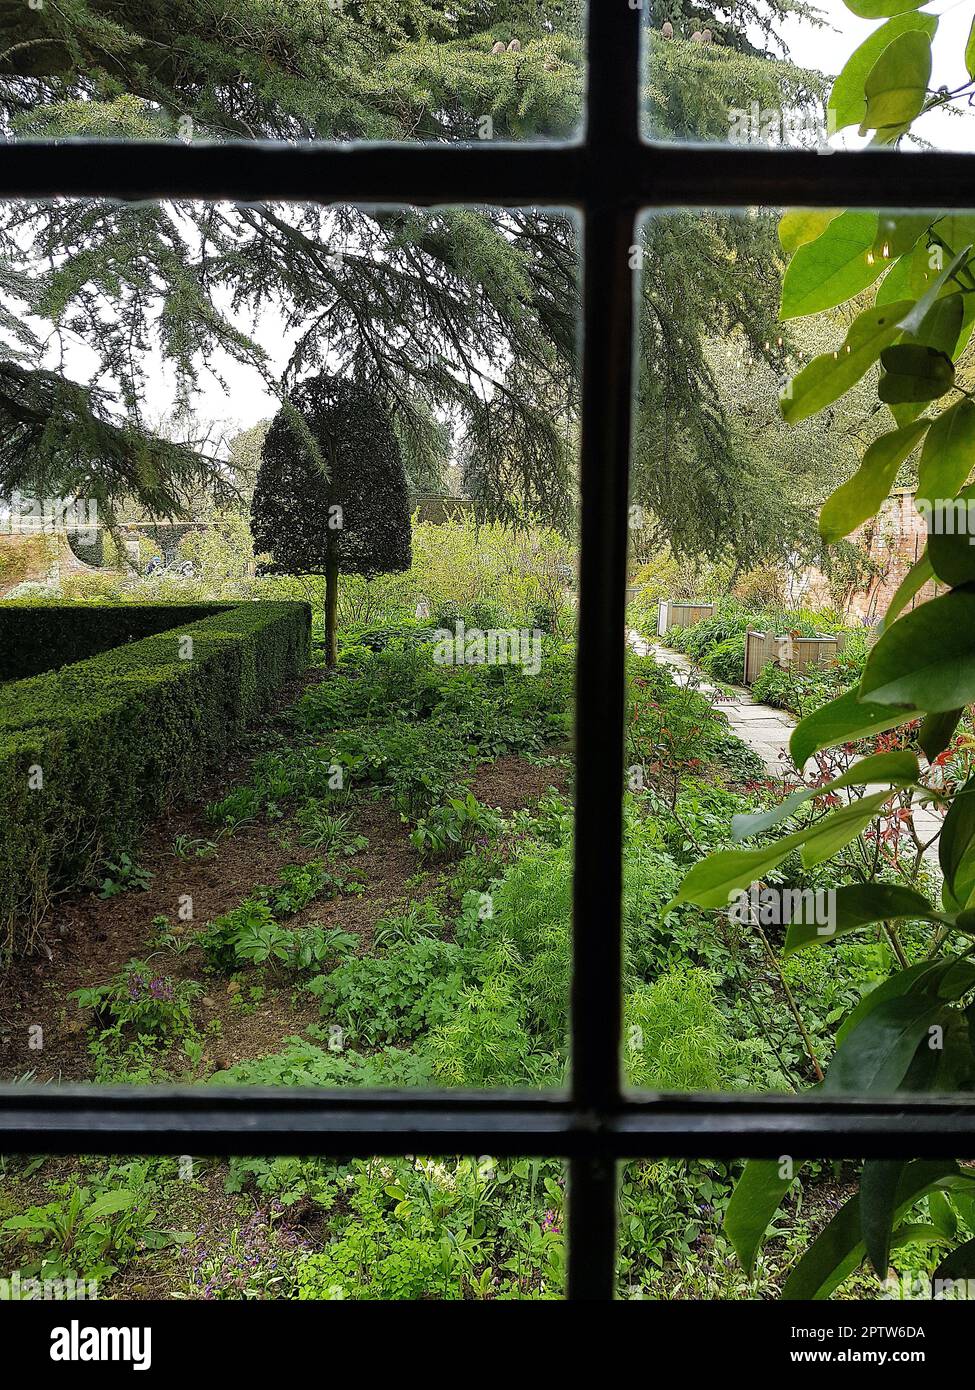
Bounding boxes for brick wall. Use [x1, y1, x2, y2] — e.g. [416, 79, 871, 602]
[797, 489, 939, 624]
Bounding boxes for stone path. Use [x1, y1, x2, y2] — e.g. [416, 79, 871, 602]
[629, 631, 943, 863]
[634, 635, 795, 775]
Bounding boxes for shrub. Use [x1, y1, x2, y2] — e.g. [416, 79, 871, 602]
[0, 600, 310, 957]
[409, 793, 503, 862]
[71, 960, 201, 1048]
[624, 968, 732, 1090]
[210, 1037, 432, 1088]
[308, 936, 468, 1044]
[0, 599, 222, 682]
[701, 634, 745, 685]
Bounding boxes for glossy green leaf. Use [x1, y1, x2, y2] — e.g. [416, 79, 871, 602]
[781, 301, 912, 426]
[843, 0, 932, 16]
[830, 15, 938, 131]
[781, 1161, 970, 1301]
[919, 707, 963, 761]
[909, 290, 964, 357]
[967, 16, 975, 81]
[928, 1190, 958, 1240]
[860, 588, 975, 711]
[918, 401, 975, 501]
[934, 1235, 975, 1281]
[861, 31, 931, 131]
[877, 243, 934, 308]
[940, 775, 975, 906]
[789, 687, 917, 770]
[671, 791, 891, 908]
[932, 213, 975, 259]
[823, 994, 948, 1093]
[799, 789, 895, 868]
[819, 420, 929, 541]
[731, 788, 814, 842]
[724, 1159, 796, 1278]
[667, 835, 805, 911]
[927, 485, 975, 587]
[778, 209, 843, 254]
[861, 1160, 905, 1275]
[899, 246, 971, 339]
[882, 548, 932, 628]
[732, 750, 918, 842]
[783, 882, 935, 955]
[872, 212, 935, 262]
[780, 212, 882, 320]
[836, 959, 948, 1044]
[878, 344, 954, 403]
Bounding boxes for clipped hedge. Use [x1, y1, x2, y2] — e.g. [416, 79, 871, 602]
[0, 601, 310, 956]
[0, 600, 225, 682]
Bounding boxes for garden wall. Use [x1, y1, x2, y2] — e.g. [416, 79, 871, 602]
[796, 490, 941, 623]
[0, 600, 311, 957]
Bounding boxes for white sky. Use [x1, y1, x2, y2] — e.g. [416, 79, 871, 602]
[40, 2, 975, 447]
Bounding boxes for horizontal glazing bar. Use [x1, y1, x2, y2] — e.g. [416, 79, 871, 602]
[1, 1088, 975, 1157]
[4, 141, 975, 210]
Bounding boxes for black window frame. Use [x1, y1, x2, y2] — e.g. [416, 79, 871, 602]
[3, 5, 975, 1302]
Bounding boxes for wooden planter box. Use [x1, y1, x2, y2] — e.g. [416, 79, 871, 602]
[657, 600, 714, 638]
[744, 628, 845, 686]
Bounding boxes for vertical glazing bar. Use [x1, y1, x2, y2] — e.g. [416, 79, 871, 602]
[568, 1, 642, 1299]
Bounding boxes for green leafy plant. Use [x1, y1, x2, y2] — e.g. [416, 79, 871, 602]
[294, 804, 367, 856]
[71, 959, 201, 1046]
[172, 833, 219, 862]
[1, 1163, 192, 1283]
[409, 793, 503, 862]
[97, 853, 153, 898]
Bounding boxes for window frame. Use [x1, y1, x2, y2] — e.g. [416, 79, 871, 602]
[3, 5, 975, 1301]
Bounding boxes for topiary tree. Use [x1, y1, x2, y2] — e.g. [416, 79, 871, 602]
[250, 375, 411, 667]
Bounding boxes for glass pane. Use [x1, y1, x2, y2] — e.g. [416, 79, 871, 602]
[644, 2, 975, 153]
[0, 1151, 566, 1299]
[0, 197, 580, 1092]
[0, 2, 585, 145]
[623, 201, 975, 1294]
[618, 1154, 975, 1300]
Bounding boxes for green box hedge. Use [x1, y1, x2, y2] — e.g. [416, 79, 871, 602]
[0, 601, 311, 956]
[0, 600, 225, 681]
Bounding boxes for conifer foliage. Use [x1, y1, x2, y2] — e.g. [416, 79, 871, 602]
[251, 376, 411, 666]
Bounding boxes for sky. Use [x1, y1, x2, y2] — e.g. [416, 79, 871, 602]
[41, 1, 975, 450]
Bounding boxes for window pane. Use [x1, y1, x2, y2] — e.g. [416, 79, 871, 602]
[1, 2, 585, 145]
[618, 1153, 975, 1300]
[0, 1151, 567, 1299]
[644, 2, 975, 153]
[0, 197, 580, 1092]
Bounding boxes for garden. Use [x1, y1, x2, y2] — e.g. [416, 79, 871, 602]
[2, 508, 968, 1299]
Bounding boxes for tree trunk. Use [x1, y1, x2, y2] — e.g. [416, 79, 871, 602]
[324, 558, 339, 668]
